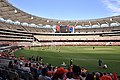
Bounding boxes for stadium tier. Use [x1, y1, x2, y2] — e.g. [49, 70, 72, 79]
[0, 0, 119, 47]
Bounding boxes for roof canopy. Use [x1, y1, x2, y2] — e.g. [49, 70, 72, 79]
[0, 0, 120, 26]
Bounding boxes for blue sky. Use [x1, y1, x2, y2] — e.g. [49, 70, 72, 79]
[9, 0, 120, 20]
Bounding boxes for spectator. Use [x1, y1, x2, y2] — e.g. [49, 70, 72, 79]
[86, 73, 94, 80]
[80, 72, 87, 80]
[38, 68, 51, 80]
[113, 72, 118, 80]
[66, 72, 74, 80]
[8, 60, 13, 69]
[13, 59, 20, 69]
[30, 64, 38, 79]
[95, 72, 100, 80]
[52, 67, 66, 80]
[81, 67, 87, 73]
[100, 75, 112, 80]
[72, 65, 81, 79]
[21, 63, 30, 72]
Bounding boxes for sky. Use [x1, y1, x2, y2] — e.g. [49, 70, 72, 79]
[9, 0, 120, 20]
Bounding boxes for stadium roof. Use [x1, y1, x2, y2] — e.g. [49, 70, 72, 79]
[0, 0, 120, 26]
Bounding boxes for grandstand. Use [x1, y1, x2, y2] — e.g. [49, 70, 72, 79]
[0, 0, 120, 80]
[0, 0, 119, 47]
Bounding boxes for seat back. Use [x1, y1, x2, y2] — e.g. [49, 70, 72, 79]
[2, 69, 9, 79]
[24, 72, 33, 80]
[9, 71, 19, 80]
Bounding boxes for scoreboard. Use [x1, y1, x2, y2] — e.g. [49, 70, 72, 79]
[56, 25, 74, 33]
[60, 26, 68, 33]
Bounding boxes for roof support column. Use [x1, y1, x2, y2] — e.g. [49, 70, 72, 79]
[115, 21, 120, 26]
[97, 22, 101, 27]
[105, 21, 110, 27]
[89, 21, 92, 28]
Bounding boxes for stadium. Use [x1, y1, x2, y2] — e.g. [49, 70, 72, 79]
[0, 0, 120, 80]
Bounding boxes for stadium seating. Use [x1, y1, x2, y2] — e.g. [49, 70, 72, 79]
[0, 53, 119, 80]
[75, 26, 120, 33]
[0, 0, 120, 79]
[0, 0, 119, 47]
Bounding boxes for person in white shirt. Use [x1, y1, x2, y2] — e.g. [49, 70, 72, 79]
[22, 63, 30, 72]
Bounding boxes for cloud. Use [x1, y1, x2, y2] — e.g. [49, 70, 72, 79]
[101, 0, 120, 16]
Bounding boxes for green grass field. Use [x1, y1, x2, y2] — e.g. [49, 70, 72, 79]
[14, 46, 120, 75]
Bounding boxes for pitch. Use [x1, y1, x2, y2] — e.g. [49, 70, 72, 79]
[14, 46, 120, 75]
